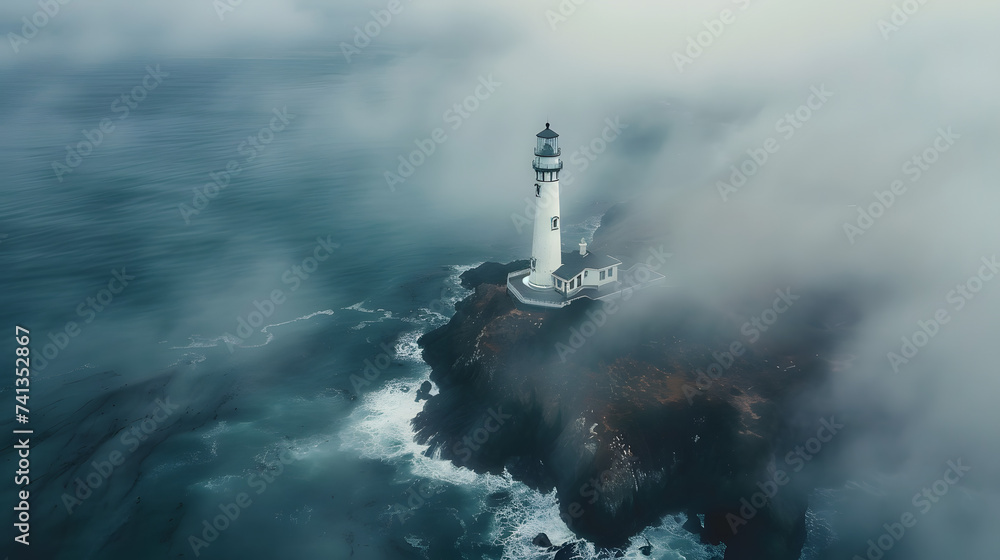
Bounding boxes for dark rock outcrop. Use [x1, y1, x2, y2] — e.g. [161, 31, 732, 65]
[459, 259, 529, 289]
[415, 380, 432, 402]
[532, 533, 554, 548]
[413, 204, 858, 559]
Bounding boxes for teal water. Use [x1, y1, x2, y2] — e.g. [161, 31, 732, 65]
[0, 58, 829, 559]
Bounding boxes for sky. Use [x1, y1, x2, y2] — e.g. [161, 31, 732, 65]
[3, 0, 999, 557]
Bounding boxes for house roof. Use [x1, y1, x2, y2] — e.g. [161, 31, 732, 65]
[552, 251, 621, 280]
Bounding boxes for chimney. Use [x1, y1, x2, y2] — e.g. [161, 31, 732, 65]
[579, 238, 587, 256]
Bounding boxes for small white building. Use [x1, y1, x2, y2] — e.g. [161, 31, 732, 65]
[552, 239, 621, 298]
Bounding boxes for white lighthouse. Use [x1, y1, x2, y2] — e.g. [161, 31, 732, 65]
[506, 123, 662, 309]
[528, 123, 563, 288]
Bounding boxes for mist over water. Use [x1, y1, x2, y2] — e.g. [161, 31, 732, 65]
[1, 0, 999, 558]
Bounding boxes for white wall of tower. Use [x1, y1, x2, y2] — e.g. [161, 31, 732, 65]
[529, 178, 562, 287]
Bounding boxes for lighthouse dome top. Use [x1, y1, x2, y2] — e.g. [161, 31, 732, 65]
[537, 123, 559, 138]
[535, 123, 561, 158]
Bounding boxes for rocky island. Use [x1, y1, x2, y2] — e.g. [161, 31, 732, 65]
[413, 201, 860, 559]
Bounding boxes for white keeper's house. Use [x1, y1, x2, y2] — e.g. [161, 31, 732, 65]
[507, 123, 664, 308]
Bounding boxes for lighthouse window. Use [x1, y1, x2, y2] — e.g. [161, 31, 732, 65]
[551, 216, 559, 230]
[530, 257, 536, 270]
[535, 184, 541, 197]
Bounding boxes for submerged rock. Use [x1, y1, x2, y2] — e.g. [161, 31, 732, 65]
[553, 541, 585, 560]
[532, 532, 554, 548]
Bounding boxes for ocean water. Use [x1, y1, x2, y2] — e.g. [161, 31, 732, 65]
[0, 58, 831, 559]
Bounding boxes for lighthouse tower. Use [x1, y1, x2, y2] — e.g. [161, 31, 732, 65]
[528, 123, 563, 288]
